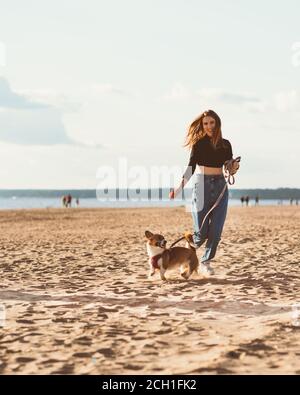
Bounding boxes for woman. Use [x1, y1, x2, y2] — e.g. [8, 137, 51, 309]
[169, 110, 233, 275]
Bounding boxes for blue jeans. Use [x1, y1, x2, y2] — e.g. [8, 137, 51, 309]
[191, 174, 228, 263]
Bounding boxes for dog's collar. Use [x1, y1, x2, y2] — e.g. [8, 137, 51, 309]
[151, 252, 163, 269]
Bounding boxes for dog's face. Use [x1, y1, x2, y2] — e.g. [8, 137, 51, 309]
[145, 230, 167, 249]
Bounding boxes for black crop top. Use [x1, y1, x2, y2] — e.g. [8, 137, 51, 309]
[182, 135, 233, 182]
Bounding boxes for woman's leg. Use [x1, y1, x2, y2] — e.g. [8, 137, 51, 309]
[201, 180, 229, 263]
[191, 176, 210, 248]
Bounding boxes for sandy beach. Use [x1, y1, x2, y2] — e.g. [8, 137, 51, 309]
[0, 205, 299, 375]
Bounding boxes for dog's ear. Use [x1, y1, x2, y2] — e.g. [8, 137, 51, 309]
[145, 230, 153, 239]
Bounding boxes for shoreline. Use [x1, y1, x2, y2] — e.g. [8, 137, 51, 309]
[0, 203, 298, 213]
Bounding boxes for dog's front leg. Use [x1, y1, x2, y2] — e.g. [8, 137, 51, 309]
[148, 267, 156, 279]
[148, 259, 156, 279]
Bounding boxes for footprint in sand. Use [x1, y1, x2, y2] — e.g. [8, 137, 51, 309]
[121, 363, 143, 370]
[51, 364, 74, 374]
[96, 348, 115, 358]
[15, 357, 35, 363]
[16, 319, 35, 324]
[153, 328, 173, 335]
[73, 336, 93, 346]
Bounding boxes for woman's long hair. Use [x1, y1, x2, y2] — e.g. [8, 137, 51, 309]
[183, 109, 225, 149]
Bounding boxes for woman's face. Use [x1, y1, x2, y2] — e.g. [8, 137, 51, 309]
[202, 116, 216, 137]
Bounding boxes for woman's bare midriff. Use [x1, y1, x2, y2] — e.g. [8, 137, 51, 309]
[195, 164, 223, 175]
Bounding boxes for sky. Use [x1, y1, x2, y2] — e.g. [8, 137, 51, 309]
[0, 0, 299, 189]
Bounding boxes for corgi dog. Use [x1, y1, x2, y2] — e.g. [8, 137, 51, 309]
[145, 230, 199, 281]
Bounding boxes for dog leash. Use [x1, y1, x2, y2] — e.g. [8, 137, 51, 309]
[170, 156, 241, 249]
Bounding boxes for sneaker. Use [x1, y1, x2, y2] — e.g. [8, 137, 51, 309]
[200, 261, 215, 276]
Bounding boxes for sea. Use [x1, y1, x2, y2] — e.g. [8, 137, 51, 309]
[0, 189, 297, 210]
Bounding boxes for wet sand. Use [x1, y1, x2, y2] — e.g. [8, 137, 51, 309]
[0, 206, 299, 374]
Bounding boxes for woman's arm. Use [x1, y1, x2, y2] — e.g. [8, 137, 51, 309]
[227, 140, 233, 160]
[169, 143, 197, 199]
[169, 177, 188, 199]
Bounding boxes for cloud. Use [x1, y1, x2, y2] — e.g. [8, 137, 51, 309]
[16, 88, 81, 113]
[160, 83, 191, 101]
[160, 85, 261, 105]
[0, 107, 74, 145]
[0, 77, 103, 147]
[218, 92, 260, 104]
[0, 79, 139, 148]
[218, 89, 300, 113]
[273, 90, 300, 112]
[0, 106, 105, 147]
[0, 77, 48, 110]
[91, 83, 138, 98]
[196, 88, 261, 105]
[161, 84, 300, 114]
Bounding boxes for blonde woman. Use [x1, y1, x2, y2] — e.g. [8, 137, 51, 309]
[169, 110, 234, 275]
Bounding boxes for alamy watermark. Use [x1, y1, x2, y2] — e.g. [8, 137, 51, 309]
[96, 156, 205, 212]
[0, 304, 5, 327]
[291, 42, 300, 67]
[0, 41, 6, 67]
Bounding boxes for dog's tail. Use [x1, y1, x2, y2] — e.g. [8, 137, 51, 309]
[184, 232, 197, 251]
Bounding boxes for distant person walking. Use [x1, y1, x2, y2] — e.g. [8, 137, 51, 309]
[67, 194, 72, 208]
[245, 195, 249, 207]
[255, 195, 259, 206]
[240, 196, 245, 206]
[62, 194, 72, 208]
[290, 198, 293, 205]
[76, 198, 80, 207]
